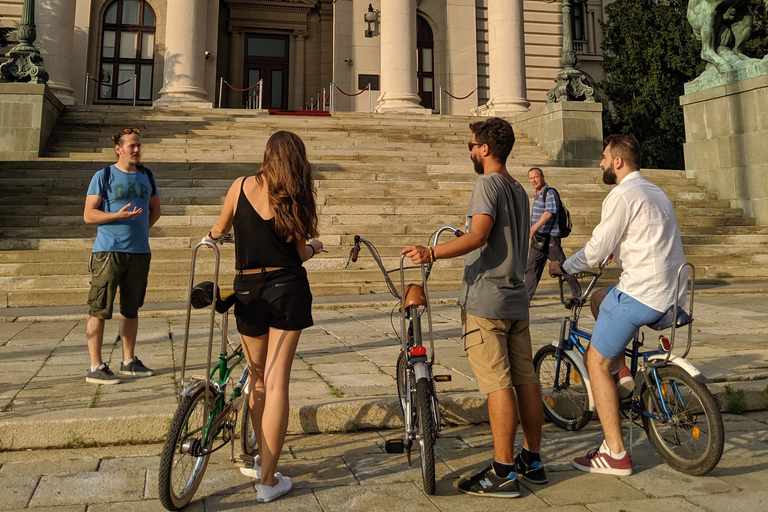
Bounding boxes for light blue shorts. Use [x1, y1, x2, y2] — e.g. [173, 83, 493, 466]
[591, 286, 664, 360]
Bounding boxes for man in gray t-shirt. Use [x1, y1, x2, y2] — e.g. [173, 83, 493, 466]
[403, 118, 545, 498]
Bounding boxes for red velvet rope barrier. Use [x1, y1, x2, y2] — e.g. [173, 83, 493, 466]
[333, 83, 368, 97]
[223, 80, 261, 93]
[444, 89, 475, 100]
[88, 74, 135, 87]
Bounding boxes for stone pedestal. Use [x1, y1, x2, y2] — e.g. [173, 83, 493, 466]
[681, 74, 768, 225]
[35, 0, 77, 105]
[155, 0, 210, 106]
[0, 83, 63, 160]
[511, 101, 602, 167]
[376, 0, 425, 113]
[486, 0, 530, 115]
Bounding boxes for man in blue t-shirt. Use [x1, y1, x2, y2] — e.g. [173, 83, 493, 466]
[83, 128, 161, 385]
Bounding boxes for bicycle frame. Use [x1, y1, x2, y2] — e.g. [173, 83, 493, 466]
[179, 237, 248, 454]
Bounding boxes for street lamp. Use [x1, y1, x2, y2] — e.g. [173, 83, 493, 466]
[546, 0, 594, 103]
[0, 0, 48, 83]
[364, 4, 377, 38]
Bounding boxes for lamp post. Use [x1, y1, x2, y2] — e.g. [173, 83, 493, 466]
[546, 0, 593, 103]
[364, 4, 377, 38]
[0, 0, 48, 83]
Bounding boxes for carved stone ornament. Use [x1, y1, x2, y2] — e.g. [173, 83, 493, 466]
[0, 0, 48, 83]
[546, 0, 594, 103]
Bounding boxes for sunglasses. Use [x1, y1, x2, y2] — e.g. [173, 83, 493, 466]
[119, 128, 140, 135]
[468, 142, 485, 151]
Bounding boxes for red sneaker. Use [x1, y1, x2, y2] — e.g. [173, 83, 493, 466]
[573, 441, 632, 476]
[613, 365, 633, 398]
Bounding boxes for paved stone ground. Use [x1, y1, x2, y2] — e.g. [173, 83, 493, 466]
[0, 412, 766, 511]
[1, 291, 768, 449]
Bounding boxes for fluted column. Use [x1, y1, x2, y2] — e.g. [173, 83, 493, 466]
[486, 0, 530, 115]
[155, 0, 209, 105]
[376, 0, 424, 112]
[35, 0, 76, 104]
[291, 30, 307, 109]
[227, 26, 244, 108]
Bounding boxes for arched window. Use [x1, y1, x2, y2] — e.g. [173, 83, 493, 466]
[417, 16, 435, 110]
[99, 0, 155, 103]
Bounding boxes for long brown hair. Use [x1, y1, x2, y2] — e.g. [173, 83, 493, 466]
[256, 131, 318, 241]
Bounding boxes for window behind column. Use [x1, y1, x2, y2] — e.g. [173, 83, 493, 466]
[417, 16, 435, 111]
[98, 0, 155, 104]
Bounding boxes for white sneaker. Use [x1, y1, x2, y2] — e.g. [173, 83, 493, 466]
[257, 472, 293, 503]
[239, 455, 261, 479]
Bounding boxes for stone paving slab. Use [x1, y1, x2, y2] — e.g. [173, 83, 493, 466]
[1, 294, 768, 451]
[0, 414, 766, 511]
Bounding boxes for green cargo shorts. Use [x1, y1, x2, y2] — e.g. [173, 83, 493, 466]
[87, 252, 151, 319]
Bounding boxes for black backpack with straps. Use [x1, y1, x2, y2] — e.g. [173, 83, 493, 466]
[542, 186, 572, 238]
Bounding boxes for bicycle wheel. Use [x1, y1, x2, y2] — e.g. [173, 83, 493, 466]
[534, 345, 592, 430]
[642, 365, 724, 475]
[396, 350, 407, 416]
[415, 378, 436, 495]
[158, 388, 212, 511]
[240, 390, 258, 456]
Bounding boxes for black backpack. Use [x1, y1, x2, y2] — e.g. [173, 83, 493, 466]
[99, 165, 157, 210]
[542, 186, 572, 238]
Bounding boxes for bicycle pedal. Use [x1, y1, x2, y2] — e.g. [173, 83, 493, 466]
[433, 375, 452, 382]
[385, 439, 405, 454]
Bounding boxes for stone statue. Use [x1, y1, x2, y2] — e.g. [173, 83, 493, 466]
[686, 0, 768, 93]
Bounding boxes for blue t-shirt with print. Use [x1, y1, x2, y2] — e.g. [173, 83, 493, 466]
[86, 165, 158, 254]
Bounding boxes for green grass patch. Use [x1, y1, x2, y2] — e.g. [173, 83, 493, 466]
[724, 384, 748, 414]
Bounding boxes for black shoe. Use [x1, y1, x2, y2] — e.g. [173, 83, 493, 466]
[120, 357, 155, 376]
[515, 453, 548, 484]
[457, 465, 520, 498]
[86, 364, 121, 385]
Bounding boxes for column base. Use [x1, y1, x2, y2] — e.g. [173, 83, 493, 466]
[376, 92, 427, 113]
[48, 81, 77, 105]
[484, 96, 530, 116]
[155, 85, 211, 107]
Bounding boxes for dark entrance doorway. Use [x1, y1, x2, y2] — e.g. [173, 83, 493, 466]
[243, 35, 290, 109]
[417, 16, 435, 110]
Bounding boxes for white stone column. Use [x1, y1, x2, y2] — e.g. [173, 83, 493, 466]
[227, 26, 244, 108]
[376, 0, 424, 113]
[35, 0, 77, 105]
[486, 0, 530, 115]
[291, 30, 307, 110]
[155, 0, 210, 106]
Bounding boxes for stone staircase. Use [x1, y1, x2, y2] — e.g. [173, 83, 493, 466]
[1, 106, 767, 308]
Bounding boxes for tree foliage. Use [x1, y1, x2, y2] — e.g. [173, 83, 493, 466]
[0, 15, 13, 48]
[743, 0, 768, 58]
[599, 0, 704, 169]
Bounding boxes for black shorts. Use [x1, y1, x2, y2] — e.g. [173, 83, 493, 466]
[233, 266, 313, 337]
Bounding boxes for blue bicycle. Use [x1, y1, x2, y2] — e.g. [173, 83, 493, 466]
[534, 259, 724, 475]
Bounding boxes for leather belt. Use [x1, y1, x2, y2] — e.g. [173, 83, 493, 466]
[237, 266, 284, 276]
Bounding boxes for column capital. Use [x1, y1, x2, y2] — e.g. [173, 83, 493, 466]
[229, 25, 244, 36]
[293, 29, 309, 40]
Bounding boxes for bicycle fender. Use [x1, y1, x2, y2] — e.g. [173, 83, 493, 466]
[548, 341, 595, 412]
[181, 378, 213, 397]
[646, 354, 702, 378]
[413, 362, 430, 382]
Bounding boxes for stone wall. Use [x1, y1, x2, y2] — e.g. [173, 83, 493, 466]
[0, 83, 64, 160]
[510, 100, 603, 167]
[681, 74, 768, 226]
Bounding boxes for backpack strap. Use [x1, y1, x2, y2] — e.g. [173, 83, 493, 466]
[541, 186, 558, 230]
[140, 166, 158, 196]
[100, 166, 111, 211]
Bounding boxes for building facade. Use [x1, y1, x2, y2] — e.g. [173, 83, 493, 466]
[0, 0, 607, 114]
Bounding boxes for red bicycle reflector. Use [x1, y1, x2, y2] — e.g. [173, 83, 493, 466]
[410, 346, 427, 357]
[659, 335, 671, 351]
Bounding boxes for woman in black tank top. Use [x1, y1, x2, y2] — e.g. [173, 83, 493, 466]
[204, 131, 322, 502]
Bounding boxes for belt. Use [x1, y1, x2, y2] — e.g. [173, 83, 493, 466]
[237, 266, 284, 276]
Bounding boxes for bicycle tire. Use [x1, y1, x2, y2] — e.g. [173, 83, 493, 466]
[240, 391, 258, 456]
[641, 365, 724, 475]
[158, 389, 212, 511]
[396, 350, 407, 416]
[534, 345, 592, 430]
[415, 378, 436, 495]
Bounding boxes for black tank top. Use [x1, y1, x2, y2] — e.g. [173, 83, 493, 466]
[233, 177, 303, 270]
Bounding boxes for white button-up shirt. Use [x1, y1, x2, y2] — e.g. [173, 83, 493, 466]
[563, 171, 687, 312]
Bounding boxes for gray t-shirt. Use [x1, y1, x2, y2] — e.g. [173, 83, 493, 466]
[457, 173, 530, 320]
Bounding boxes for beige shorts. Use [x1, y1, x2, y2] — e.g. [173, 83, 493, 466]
[461, 309, 537, 394]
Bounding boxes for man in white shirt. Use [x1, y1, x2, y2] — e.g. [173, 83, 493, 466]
[549, 134, 686, 476]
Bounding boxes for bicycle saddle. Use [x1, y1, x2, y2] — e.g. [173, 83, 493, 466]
[646, 305, 692, 331]
[191, 281, 237, 313]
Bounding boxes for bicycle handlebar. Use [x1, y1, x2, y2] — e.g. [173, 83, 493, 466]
[558, 254, 612, 309]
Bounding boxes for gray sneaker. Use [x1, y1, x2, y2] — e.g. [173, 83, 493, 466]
[86, 364, 121, 385]
[120, 357, 155, 377]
